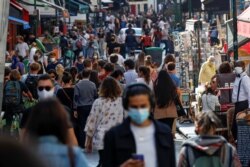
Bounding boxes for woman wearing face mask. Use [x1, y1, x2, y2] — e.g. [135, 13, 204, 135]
[107, 34, 120, 56]
[103, 83, 176, 167]
[231, 61, 250, 141]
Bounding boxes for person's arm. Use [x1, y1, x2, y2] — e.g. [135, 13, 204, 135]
[84, 100, 99, 152]
[67, 128, 78, 146]
[177, 147, 188, 167]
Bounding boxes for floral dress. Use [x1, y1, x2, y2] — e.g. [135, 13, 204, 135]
[85, 97, 124, 150]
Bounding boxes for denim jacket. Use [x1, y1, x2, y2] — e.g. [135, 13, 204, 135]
[38, 136, 88, 167]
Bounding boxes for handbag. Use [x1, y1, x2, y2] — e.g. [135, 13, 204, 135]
[174, 95, 186, 117]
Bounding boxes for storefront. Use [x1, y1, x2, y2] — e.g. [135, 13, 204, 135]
[8, 0, 30, 51]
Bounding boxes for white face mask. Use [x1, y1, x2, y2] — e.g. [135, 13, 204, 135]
[50, 58, 56, 62]
[37, 89, 54, 100]
[235, 67, 243, 74]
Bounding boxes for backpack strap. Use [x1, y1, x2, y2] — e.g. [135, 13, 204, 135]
[185, 146, 195, 167]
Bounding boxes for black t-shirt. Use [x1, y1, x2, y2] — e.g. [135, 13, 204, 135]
[56, 88, 74, 110]
[107, 42, 120, 55]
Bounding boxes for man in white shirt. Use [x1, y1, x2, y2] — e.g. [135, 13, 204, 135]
[124, 59, 138, 85]
[231, 61, 250, 140]
[15, 36, 29, 58]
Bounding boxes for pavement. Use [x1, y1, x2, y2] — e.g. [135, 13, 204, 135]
[84, 121, 196, 167]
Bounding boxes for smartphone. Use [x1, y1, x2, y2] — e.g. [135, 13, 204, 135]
[132, 154, 144, 161]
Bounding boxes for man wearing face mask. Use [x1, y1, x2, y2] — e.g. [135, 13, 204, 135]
[107, 34, 120, 56]
[46, 53, 62, 72]
[20, 74, 78, 145]
[103, 83, 176, 167]
[231, 61, 250, 140]
[198, 56, 216, 85]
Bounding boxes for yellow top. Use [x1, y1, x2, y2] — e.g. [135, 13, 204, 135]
[198, 61, 216, 84]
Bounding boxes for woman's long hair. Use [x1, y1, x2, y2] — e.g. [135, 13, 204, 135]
[154, 70, 177, 108]
[25, 98, 70, 144]
[139, 66, 151, 85]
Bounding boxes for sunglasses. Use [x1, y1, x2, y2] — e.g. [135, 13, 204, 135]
[38, 86, 52, 91]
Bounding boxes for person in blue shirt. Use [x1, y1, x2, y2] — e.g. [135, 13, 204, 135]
[23, 98, 88, 167]
[167, 62, 180, 88]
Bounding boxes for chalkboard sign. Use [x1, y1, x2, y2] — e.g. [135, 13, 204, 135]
[237, 120, 250, 167]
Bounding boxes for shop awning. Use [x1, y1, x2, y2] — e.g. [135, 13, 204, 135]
[8, 16, 30, 29]
[237, 7, 250, 38]
[10, 0, 29, 22]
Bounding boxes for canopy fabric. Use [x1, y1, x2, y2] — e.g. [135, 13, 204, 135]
[8, 16, 30, 29]
[238, 6, 250, 22]
[237, 7, 250, 38]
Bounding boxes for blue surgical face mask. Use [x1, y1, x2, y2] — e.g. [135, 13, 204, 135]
[128, 108, 150, 125]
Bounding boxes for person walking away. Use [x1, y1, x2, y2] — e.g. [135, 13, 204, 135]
[153, 27, 162, 47]
[135, 52, 145, 72]
[33, 54, 44, 74]
[16, 56, 25, 75]
[154, 70, 178, 136]
[20, 74, 78, 146]
[178, 112, 241, 167]
[167, 62, 180, 88]
[74, 69, 98, 148]
[231, 61, 250, 140]
[23, 98, 89, 167]
[15, 36, 29, 59]
[136, 66, 153, 90]
[98, 63, 114, 81]
[210, 23, 219, 46]
[110, 69, 125, 91]
[141, 31, 152, 52]
[162, 23, 169, 53]
[199, 56, 216, 85]
[29, 42, 38, 64]
[202, 86, 220, 112]
[103, 83, 176, 167]
[117, 31, 126, 58]
[125, 31, 137, 55]
[110, 54, 125, 73]
[109, 48, 125, 66]
[97, 28, 105, 59]
[23, 63, 40, 100]
[3, 70, 32, 135]
[124, 59, 138, 85]
[85, 77, 124, 167]
[74, 55, 84, 73]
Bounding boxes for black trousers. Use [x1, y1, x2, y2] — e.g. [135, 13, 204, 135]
[158, 118, 175, 131]
[97, 150, 104, 167]
[232, 100, 248, 140]
[76, 105, 92, 148]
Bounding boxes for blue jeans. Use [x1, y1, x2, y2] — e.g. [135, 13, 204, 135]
[155, 40, 161, 47]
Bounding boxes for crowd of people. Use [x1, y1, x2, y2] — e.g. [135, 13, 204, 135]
[1, 10, 246, 167]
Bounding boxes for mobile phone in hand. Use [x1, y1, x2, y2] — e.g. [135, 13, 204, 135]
[132, 154, 144, 161]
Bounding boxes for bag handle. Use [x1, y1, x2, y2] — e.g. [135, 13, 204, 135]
[68, 146, 75, 167]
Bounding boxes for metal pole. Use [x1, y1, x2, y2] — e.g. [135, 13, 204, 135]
[232, 0, 238, 60]
[188, 0, 192, 18]
[34, 0, 37, 37]
[0, 0, 10, 111]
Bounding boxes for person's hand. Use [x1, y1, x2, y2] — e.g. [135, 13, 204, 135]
[85, 138, 92, 153]
[73, 111, 78, 118]
[120, 159, 144, 167]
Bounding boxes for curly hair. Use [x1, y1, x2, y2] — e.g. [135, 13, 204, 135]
[99, 77, 121, 100]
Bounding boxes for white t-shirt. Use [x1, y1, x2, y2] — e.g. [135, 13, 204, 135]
[29, 47, 37, 63]
[15, 42, 29, 58]
[130, 123, 157, 167]
[136, 78, 153, 90]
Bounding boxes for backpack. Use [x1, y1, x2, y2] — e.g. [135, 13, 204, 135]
[185, 143, 233, 167]
[4, 81, 21, 106]
[76, 39, 83, 49]
[25, 75, 39, 99]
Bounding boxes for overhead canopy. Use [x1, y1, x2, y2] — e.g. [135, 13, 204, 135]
[226, 19, 250, 52]
[238, 7, 250, 39]
[8, 16, 30, 29]
[181, 0, 202, 12]
[202, 0, 230, 13]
